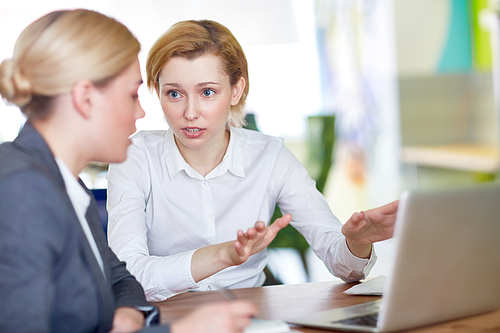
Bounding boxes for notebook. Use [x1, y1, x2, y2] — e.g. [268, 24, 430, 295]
[287, 182, 500, 332]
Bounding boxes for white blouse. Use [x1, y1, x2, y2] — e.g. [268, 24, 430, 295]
[107, 127, 375, 301]
[56, 158, 104, 277]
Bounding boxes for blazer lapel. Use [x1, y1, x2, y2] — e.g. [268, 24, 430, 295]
[84, 202, 115, 331]
[83, 186, 112, 282]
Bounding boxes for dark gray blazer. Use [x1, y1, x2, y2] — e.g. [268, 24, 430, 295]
[0, 123, 169, 333]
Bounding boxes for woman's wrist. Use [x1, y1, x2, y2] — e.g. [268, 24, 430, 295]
[191, 242, 237, 282]
[345, 238, 372, 259]
[217, 241, 239, 267]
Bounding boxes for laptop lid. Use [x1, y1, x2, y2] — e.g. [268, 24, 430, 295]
[287, 182, 500, 332]
[378, 182, 500, 331]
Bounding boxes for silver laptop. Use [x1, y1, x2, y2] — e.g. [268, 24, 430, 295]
[287, 182, 500, 332]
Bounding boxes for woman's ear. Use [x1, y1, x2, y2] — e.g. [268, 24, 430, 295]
[231, 77, 246, 106]
[71, 80, 95, 119]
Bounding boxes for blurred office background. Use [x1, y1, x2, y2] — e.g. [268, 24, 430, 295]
[1, 0, 499, 284]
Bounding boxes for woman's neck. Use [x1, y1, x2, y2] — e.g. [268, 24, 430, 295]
[31, 118, 88, 179]
[175, 129, 230, 177]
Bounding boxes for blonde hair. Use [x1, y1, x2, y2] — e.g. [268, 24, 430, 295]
[146, 20, 249, 128]
[0, 9, 140, 118]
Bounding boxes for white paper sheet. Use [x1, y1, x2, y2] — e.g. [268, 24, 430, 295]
[343, 275, 386, 296]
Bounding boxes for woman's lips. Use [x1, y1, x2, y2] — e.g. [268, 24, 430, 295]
[182, 127, 205, 138]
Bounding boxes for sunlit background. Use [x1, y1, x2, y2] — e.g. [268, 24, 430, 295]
[1, 0, 499, 283]
[0, 0, 322, 141]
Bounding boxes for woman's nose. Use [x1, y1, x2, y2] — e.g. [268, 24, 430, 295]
[184, 100, 199, 120]
[136, 102, 146, 120]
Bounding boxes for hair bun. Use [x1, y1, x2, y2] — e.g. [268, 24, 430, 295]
[0, 58, 33, 106]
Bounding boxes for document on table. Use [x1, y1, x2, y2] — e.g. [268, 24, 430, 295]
[244, 319, 293, 333]
[343, 275, 386, 296]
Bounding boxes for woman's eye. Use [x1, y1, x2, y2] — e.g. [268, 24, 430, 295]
[168, 91, 180, 98]
[202, 89, 215, 97]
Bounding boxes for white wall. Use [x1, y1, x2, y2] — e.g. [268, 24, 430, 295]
[0, 0, 322, 142]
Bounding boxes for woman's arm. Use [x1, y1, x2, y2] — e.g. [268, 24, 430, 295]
[271, 147, 380, 282]
[107, 158, 190, 300]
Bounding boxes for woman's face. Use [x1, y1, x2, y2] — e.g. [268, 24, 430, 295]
[157, 53, 244, 154]
[92, 58, 145, 163]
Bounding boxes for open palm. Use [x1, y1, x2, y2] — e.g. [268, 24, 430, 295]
[342, 200, 399, 245]
[232, 214, 292, 265]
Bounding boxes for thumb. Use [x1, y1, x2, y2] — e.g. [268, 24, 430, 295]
[270, 214, 292, 232]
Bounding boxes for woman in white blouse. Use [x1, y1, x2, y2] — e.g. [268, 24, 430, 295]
[107, 19, 398, 301]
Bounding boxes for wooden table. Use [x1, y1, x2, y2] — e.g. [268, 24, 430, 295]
[154, 280, 500, 332]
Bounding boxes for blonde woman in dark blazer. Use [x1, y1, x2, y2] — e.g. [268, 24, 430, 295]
[0, 9, 255, 333]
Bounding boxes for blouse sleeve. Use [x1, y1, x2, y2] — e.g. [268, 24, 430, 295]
[107, 141, 198, 301]
[270, 146, 376, 282]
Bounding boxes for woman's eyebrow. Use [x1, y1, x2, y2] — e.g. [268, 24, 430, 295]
[162, 82, 181, 88]
[198, 81, 220, 87]
[161, 81, 220, 88]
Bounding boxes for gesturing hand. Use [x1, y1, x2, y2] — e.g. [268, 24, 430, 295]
[231, 214, 292, 266]
[190, 214, 292, 283]
[341, 200, 399, 258]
